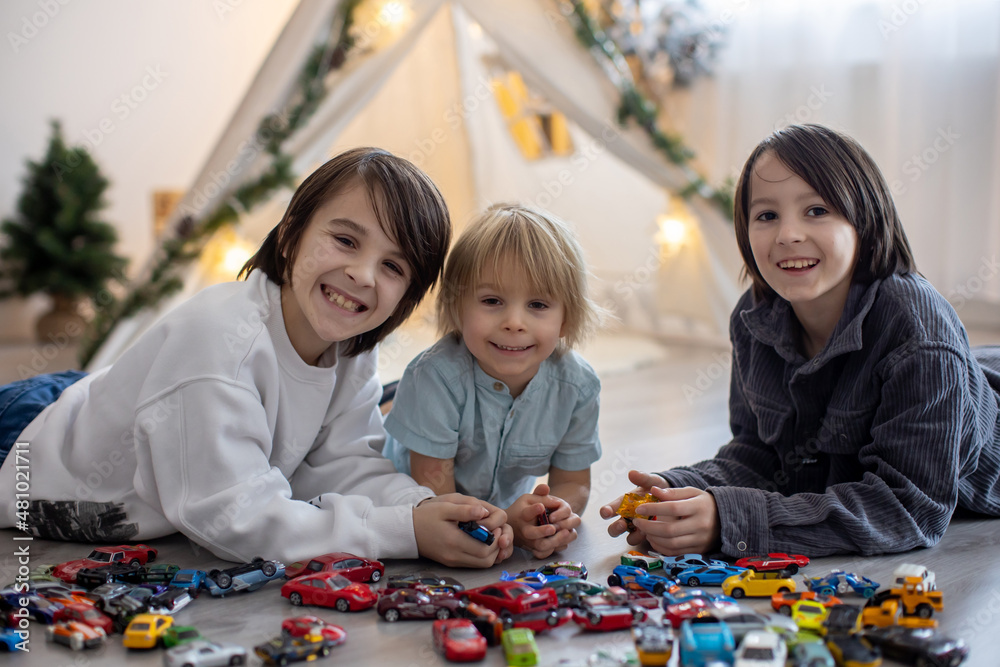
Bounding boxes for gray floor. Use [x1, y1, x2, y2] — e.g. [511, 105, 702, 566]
[3, 342, 999, 666]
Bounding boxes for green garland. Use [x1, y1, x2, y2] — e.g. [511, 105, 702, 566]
[79, 1, 364, 367]
[563, 1, 734, 216]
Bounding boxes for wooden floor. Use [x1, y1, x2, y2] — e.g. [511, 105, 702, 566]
[3, 340, 1000, 666]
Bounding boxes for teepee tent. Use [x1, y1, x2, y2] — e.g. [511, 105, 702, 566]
[88, 0, 742, 371]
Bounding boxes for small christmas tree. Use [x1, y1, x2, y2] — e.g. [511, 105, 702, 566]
[0, 121, 128, 339]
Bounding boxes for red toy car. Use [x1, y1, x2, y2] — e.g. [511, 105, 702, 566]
[433, 619, 488, 662]
[52, 603, 113, 635]
[734, 553, 810, 574]
[462, 582, 557, 618]
[281, 615, 347, 646]
[662, 594, 738, 628]
[53, 545, 158, 583]
[573, 605, 647, 632]
[377, 589, 466, 622]
[283, 552, 384, 583]
[280, 573, 376, 612]
[500, 608, 574, 633]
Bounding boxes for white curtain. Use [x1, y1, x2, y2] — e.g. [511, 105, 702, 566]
[669, 0, 1000, 322]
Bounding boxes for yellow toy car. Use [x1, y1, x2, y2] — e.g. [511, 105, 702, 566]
[721, 569, 796, 599]
[501, 627, 538, 666]
[617, 493, 658, 532]
[632, 622, 674, 666]
[791, 599, 828, 632]
[122, 613, 174, 649]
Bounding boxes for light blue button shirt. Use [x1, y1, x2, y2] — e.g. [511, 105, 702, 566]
[382, 336, 602, 509]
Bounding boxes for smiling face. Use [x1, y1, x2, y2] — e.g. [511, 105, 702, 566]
[748, 152, 859, 327]
[281, 184, 411, 364]
[459, 258, 565, 398]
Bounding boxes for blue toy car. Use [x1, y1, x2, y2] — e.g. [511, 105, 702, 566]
[0, 627, 24, 652]
[169, 569, 209, 597]
[679, 615, 736, 666]
[457, 521, 495, 546]
[607, 565, 677, 595]
[500, 571, 566, 590]
[804, 570, 880, 598]
[674, 565, 748, 587]
[204, 558, 285, 597]
[660, 554, 731, 577]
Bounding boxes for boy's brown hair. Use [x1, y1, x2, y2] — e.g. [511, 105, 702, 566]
[733, 124, 916, 301]
[240, 147, 451, 356]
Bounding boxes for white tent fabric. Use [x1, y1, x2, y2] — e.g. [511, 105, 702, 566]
[88, 0, 743, 370]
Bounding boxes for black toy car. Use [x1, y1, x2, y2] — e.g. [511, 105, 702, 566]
[862, 626, 968, 667]
[76, 564, 147, 590]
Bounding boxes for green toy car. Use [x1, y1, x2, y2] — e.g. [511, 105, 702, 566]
[502, 627, 538, 666]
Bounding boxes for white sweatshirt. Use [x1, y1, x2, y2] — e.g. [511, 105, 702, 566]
[0, 271, 433, 563]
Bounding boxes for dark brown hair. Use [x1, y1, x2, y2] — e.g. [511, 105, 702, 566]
[239, 147, 451, 356]
[733, 124, 916, 301]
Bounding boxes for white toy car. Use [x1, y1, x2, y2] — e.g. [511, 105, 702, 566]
[734, 629, 786, 667]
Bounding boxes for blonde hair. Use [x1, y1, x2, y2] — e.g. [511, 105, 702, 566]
[437, 203, 603, 352]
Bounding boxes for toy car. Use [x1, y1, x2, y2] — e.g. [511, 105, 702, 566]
[281, 572, 377, 611]
[0, 628, 21, 652]
[735, 629, 786, 667]
[735, 553, 810, 574]
[52, 545, 157, 583]
[789, 640, 836, 667]
[708, 607, 797, 644]
[500, 608, 574, 633]
[862, 626, 968, 666]
[168, 569, 208, 596]
[674, 564, 748, 587]
[254, 632, 340, 665]
[45, 620, 106, 650]
[771, 590, 843, 615]
[607, 565, 678, 595]
[433, 618, 487, 662]
[21, 581, 90, 605]
[573, 605, 647, 632]
[96, 594, 147, 633]
[0, 590, 63, 623]
[825, 633, 882, 667]
[617, 492, 658, 531]
[204, 558, 285, 596]
[632, 621, 674, 666]
[620, 550, 664, 570]
[662, 592, 738, 629]
[792, 599, 829, 632]
[76, 563, 147, 590]
[870, 575, 943, 618]
[281, 615, 347, 645]
[462, 582, 557, 617]
[143, 564, 181, 585]
[659, 554, 731, 577]
[543, 578, 609, 607]
[823, 604, 863, 635]
[892, 564, 936, 590]
[678, 615, 736, 666]
[456, 602, 503, 646]
[500, 570, 565, 589]
[377, 588, 466, 621]
[52, 602, 113, 634]
[122, 612, 173, 649]
[804, 570, 880, 598]
[147, 587, 193, 615]
[164, 639, 249, 667]
[501, 627, 538, 666]
[722, 569, 796, 598]
[383, 571, 465, 595]
[535, 560, 587, 579]
[84, 582, 133, 606]
[162, 624, 203, 648]
[458, 520, 495, 545]
[283, 552, 384, 583]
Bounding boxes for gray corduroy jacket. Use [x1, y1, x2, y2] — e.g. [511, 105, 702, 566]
[659, 273, 1000, 557]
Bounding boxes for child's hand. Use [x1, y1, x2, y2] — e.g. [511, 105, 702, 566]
[631, 486, 721, 556]
[599, 470, 670, 539]
[507, 483, 580, 559]
[413, 494, 513, 567]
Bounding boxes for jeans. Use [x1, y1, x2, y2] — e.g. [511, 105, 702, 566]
[0, 370, 87, 467]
